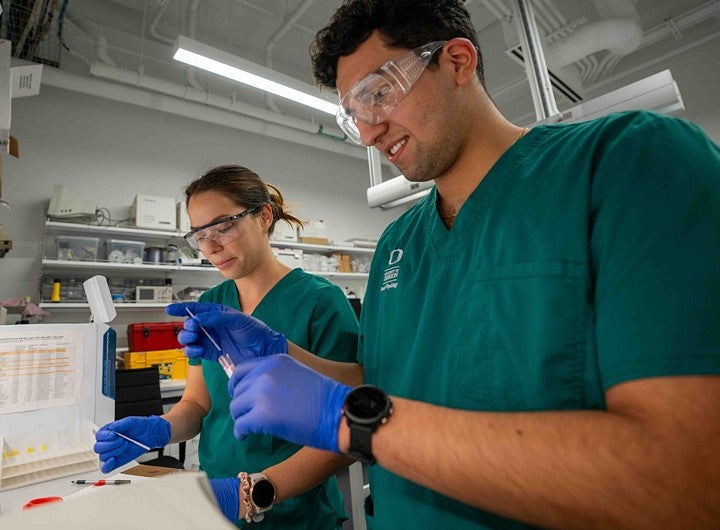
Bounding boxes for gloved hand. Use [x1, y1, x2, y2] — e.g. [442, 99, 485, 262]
[209, 477, 240, 522]
[93, 416, 171, 473]
[228, 354, 351, 452]
[166, 302, 288, 365]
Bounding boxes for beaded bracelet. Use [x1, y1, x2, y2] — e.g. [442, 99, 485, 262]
[238, 472, 254, 523]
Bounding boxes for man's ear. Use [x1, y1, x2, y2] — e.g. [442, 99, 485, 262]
[442, 38, 478, 86]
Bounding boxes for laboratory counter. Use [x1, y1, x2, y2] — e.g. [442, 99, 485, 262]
[0, 460, 148, 515]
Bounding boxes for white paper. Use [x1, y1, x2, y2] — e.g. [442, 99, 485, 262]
[0, 329, 84, 414]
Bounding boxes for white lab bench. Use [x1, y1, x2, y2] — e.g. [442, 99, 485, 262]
[0, 460, 138, 515]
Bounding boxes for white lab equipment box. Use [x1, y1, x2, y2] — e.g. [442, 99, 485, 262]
[177, 202, 191, 234]
[132, 194, 177, 231]
[273, 248, 303, 269]
[270, 221, 298, 243]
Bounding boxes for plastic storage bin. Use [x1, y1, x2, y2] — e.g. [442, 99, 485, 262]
[124, 349, 188, 380]
[56, 235, 100, 261]
[106, 239, 145, 264]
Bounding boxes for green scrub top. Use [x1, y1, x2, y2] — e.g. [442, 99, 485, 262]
[359, 111, 720, 529]
[190, 268, 358, 529]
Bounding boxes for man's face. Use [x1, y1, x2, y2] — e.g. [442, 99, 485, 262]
[336, 32, 463, 183]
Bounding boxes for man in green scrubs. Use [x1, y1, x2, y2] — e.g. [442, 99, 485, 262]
[180, 1, 720, 528]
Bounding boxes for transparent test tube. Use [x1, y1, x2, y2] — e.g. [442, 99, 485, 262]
[185, 308, 235, 377]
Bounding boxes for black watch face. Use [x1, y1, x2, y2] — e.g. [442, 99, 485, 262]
[252, 479, 275, 509]
[345, 385, 389, 421]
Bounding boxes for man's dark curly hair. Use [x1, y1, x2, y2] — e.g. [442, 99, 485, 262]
[310, 0, 484, 91]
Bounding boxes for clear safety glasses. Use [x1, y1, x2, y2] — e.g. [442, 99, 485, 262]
[336, 41, 447, 145]
[183, 206, 260, 251]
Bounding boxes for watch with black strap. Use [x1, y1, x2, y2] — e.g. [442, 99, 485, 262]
[343, 385, 393, 464]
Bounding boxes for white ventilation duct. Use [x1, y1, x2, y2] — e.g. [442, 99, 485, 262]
[504, 0, 643, 102]
[545, 17, 642, 70]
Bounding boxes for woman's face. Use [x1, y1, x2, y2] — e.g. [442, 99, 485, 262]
[186, 190, 268, 280]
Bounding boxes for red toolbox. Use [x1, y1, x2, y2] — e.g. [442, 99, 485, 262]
[127, 322, 183, 351]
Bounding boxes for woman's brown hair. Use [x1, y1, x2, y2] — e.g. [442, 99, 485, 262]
[185, 165, 303, 235]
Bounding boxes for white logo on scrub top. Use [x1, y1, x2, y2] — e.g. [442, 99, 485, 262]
[388, 249, 403, 265]
[381, 248, 403, 291]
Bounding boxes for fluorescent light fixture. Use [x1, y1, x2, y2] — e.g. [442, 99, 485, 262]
[544, 69, 684, 124]
[367, 175, 434, 210]
[173, 35, 337, 115]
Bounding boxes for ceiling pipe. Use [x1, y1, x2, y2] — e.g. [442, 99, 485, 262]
[65, 14, 116, 66]
[263, 0, 317, 112]
[148, 0, 174, 45]
[89, 60, 344, 136]
[64, 13, 355, 158]
[42, 66, 366, 161]
[641, 0, 720, 48]
[185, 0, 204, 91]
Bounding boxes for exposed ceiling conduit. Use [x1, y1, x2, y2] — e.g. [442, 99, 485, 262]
[148, 0, 174, 45]
[65, 14, 117, 67]
[42, 66, 366, 161]
[147, 0, 203, 91]
[641, 0, 720, 48]
[184, 0, 204, 91]
[64, 12, 355, 159]
[88, 60, 345, 137]
[263, 0, 317, 112]
[477, 0, 511, 24]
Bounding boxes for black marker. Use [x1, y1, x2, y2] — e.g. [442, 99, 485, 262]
[71, 479, 131, 485]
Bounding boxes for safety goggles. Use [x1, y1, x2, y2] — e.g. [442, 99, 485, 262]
[336, 41, 447, 144]
[183, 206, 260, 251]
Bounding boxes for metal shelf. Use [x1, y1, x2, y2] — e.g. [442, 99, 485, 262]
[38, 302, 170, 309]
[44, 220, 182, 240]
[41, 258, 217, 272]
[40, 259, 368, 279]
[44, 220, 376, 255]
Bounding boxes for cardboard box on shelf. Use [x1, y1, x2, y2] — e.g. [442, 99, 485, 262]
[335, 253, 352, 272]
[299, 219, 329, 245]
[300, 236, 330, 245]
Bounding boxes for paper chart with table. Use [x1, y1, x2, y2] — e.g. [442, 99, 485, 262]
[0, 323, 115, 492]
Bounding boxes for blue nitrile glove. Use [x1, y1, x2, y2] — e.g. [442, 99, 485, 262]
[228, 354, 352, 452]
[166, 302, 288, 365]
[93, 416, 171, 473]
[209, 477, 240, 522]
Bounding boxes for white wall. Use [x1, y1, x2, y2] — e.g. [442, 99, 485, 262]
[0, 85, 398, 335]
